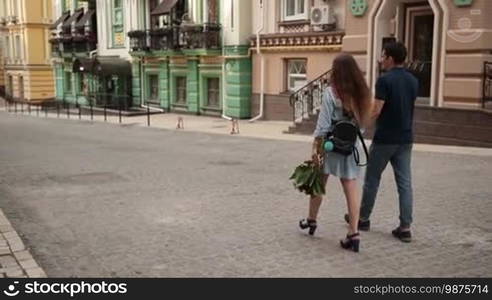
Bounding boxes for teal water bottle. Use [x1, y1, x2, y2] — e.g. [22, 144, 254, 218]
[324, 140, 334, 152]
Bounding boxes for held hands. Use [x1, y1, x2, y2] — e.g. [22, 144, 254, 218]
[311, 137, 324, 167]
[312, 151, 323, 167]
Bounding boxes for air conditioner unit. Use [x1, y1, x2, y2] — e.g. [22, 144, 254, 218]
[310, 5, 335, 26]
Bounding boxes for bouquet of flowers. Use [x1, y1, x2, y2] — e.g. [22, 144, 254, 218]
[289, 160, 325, 197]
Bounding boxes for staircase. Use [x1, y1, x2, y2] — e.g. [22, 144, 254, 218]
[287, 70, 331, 135]
[287, 71, 492, 148]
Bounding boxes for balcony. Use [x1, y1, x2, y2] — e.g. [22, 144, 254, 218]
[128, 22, 221, 55]
[149, 27, 180, 51]
[50, 8, 97, 56]
[128, 30, 149, 52]
[180, 23, 221, 50]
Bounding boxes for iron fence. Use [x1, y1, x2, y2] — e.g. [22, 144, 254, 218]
[2, 94, 155, 126]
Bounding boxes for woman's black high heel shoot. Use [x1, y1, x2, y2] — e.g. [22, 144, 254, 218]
[299, 219, 317, 235]
[340, 232, 360, 252]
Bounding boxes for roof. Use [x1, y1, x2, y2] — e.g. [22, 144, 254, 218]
[75, 9, 95, 29]
[50, 11, 70, 30]
[62, 8, 84, 29]
[151, 0, 178, 15]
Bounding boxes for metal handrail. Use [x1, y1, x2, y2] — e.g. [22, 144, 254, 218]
[289, 69, 332, 123]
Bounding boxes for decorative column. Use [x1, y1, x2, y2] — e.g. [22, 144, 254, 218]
[187, 57, 200, 114]
[158, 58, 170, 110]
[224, 45, 252, 118]
[131, 57, 142, 107]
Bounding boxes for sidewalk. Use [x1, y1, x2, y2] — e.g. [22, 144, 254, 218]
[0, 210, 46, 278]
[1, 101, 490, 157]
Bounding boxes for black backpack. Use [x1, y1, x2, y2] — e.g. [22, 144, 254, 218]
[325, 119, 369, 166]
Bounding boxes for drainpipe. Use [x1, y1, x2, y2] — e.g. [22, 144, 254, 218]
[221, 5, 232, 121]
[436, 0, 448, 108]
[249, 0, 264, 122]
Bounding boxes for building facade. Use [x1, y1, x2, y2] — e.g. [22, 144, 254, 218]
[1, 0, 54, 103]
[50, 0, 253, 119]
[127, 0, 252, 118]
[51, 0, 100, 106]
[252, 0, 492, 121]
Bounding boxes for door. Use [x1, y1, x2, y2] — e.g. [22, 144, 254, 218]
[405, 6, 434, 99]
[8, 76, 13, 100]
[19, 76, 24, 102]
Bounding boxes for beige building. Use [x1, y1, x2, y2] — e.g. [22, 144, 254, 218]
[251, 0, 492, 122]
[0, 0, 54, 103]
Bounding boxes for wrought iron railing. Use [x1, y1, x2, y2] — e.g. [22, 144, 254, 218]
[129, 23, 221, 52]
[149, 27, 180, 51]
[289, 70, 331, 123]
[128, 30, 150, 52]
[483, 62, 492, 108]
[72, 29, 97, 52]
[181, 23, 221, 49]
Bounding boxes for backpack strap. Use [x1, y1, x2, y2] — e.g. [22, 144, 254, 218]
[354, 129, 369, 167]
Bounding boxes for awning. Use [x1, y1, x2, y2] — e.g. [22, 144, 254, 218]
[151, 0, 178, 15]
[74, 56, 131, 76]
[94, 57, 132, 76]
[62, 8, 84, 30]
[50, 11, 70, 30]
[73, 58, 96, 73]
[75, 9, 95, 29]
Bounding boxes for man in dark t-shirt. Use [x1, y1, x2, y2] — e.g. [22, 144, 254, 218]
[345, 42, 418, 242]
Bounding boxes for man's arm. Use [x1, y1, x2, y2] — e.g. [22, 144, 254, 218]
[371, 98, 385, 121]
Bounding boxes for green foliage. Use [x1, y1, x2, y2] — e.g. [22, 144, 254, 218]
[289, 161, 326, 197]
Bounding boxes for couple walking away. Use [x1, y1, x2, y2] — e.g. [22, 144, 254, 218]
[299, 42, 419, 252]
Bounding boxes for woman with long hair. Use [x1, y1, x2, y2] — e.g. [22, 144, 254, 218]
[299, 53, 372, 252]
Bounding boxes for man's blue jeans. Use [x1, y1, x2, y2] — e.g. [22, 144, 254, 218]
[360, 143, 413, 228]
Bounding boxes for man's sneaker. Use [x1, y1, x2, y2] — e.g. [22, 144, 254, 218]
[392, 227, 412, 243]
[344, 213, 370, 231]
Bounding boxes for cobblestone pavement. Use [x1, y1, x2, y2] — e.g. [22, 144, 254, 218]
[0, 110, 491, 277]
[0, 210, 46, 278]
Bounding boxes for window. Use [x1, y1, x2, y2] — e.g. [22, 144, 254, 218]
[111, 0, 125, 47]
[148, 74, 159, 101]
[176, 77, 187, 104]
[77, 0, 88, 10]
[65, 72, 72, 92]
[15, 35, 20, 60]
[5, 36, 9, 59]
[230, 0, 234, 29]
[63, 0, 72, 12]
[287, 59, 307, 92]
[284, 0, 306, 21]
[205, 0, 218, 23]
[1, 0, 6, 17]
[149, 0, 160, 29]
[79, 73, 85, 93]
[207, 78, 220, 107]
[12, 0, 18, 16]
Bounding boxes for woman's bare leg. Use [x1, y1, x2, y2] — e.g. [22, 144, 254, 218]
[308, 174, 329, 220]
[341, 178, 360, 235]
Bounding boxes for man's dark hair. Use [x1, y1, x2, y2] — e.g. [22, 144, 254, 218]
[383, 42, 407, 65]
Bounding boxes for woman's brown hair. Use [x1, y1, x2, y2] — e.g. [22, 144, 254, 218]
[330, 53, 372, 127]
